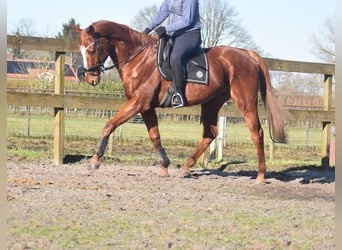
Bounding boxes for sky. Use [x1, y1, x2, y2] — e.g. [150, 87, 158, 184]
[7, 0, 335, 63]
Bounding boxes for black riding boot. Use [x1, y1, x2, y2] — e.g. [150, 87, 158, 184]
[171, 64, 185, 108]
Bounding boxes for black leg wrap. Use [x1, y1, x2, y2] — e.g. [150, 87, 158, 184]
[159, 147, 170, 167]
[97, 135, 109, 158]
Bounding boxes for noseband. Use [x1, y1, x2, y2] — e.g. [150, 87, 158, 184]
[83, 38, 116, 76]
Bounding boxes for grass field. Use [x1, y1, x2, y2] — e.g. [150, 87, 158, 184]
[7, 113, 322, 144]
[7, 113, 324, 169]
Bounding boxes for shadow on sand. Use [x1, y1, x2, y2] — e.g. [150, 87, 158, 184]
[192, 161, 335, 185]
[63, 155, 335, 185]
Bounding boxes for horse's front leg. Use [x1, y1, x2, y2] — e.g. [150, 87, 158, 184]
[89, 97, 140, 170]
[141, 109, 170, 177]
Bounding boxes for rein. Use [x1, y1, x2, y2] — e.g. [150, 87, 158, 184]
[83, 37, 153, 74]
[120, 39, 154, 66]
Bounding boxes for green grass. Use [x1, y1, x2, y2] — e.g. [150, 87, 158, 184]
[7, 148, 50, 159]
[7, 114, 202, 145]
[7, 79, 124, 94]
[7, 114, 322, 147]
[7, 113, 324, 168]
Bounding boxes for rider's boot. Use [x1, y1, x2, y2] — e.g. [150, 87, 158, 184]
[171, 64, 186, 108]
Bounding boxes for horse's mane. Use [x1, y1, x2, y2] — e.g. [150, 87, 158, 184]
[90, 20, 154, 45]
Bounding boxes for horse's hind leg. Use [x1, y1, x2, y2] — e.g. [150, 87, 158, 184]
[245, 112, 266, 182]
[141, 109, 170, 177]
[230, 66, 266, 182]
[240, 108, 266, 183]
[181, 102, 221, 176]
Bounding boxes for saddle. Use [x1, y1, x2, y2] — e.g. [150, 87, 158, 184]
[157, 37, 209, 85]
[157, 37, 209, 107]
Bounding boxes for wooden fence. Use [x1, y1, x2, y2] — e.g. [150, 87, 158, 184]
[7, 35, 335, 167]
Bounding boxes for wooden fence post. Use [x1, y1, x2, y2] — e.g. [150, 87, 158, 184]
[108, 133, 114, 157]
[209, 139, 216, 160]
[207, 116, 226, 163]
[217, 116, 226, 161]
[54, 52, 65, 165]
[321, 74, 333, 168]
[269, 139, 274, 162]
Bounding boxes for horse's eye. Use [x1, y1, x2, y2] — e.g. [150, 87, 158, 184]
[88, 48, 97, 55]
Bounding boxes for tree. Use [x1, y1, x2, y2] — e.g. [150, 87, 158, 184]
[9, 18, 53, 60]
[272, 72, 324, 96]
[271, 16, 336, 96]
[131, 5, 159, 32]
[56, 18, 83, 67]
[56, 18, 80, 40]
[130, 0, 260, 51]
[311, 17, 335, 63]
[199, 0, 258, 50]
[274, 16, 336, 97]
[12, 18, 36, 36]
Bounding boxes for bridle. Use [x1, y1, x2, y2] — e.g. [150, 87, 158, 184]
[83, 36, 153, 76]
[82, 38, 116, 76]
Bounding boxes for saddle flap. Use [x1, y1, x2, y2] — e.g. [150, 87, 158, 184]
[163, 39, 174, 63]
[157, 37, 209, 85]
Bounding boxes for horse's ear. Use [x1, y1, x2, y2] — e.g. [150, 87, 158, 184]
[73, 25, 82, 34]
[86, 25, 96, 36]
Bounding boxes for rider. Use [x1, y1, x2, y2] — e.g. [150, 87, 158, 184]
[143, 0, 202, 108]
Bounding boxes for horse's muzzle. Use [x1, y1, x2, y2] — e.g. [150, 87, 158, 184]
[86, 74, 101, 86]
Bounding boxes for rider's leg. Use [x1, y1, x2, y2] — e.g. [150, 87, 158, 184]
[170, 64, 185, 108]
[170, 30, 201, 108]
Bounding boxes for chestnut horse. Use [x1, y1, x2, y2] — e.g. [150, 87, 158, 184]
[74, 20, 286, 182]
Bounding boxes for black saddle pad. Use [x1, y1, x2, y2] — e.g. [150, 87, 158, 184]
[157, 37, 209, 85]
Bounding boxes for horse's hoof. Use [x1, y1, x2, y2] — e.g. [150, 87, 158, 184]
[255, 178, 266, 184]
[88, 163, 100, 171]
[179, 170, 192, 178]
[159, 173, 170, 178]
[256, 174, 266, 184]
[159, 167, 170, 177]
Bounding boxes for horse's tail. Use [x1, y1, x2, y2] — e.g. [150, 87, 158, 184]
[247, 50, 287, 143]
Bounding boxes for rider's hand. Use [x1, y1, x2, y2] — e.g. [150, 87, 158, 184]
[155, 26, 167, 37]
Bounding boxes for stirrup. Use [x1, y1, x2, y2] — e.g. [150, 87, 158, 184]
[171, 93, 184, 108]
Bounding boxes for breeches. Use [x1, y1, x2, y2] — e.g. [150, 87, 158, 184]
[170, 29, 202, 67]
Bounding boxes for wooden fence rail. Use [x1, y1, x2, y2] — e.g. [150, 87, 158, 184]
[7, 35, 335, 167]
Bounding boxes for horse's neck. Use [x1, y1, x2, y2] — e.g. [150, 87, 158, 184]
[111, 41, 136, 71]
[110, 37, 157, 97]
[111, 35, 154, 71]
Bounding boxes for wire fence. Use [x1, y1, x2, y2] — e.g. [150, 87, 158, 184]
[7, 105, 323, 152]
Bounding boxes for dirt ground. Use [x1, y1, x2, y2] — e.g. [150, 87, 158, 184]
[7, 150, 335, 249]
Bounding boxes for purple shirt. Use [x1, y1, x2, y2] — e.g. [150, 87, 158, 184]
[148, 0, 201, 36]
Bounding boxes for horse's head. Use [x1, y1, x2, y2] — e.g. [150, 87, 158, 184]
[74, 25, 111, 86]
